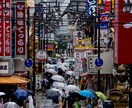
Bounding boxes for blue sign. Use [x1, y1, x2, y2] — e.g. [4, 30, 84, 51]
[100, 13, 109, 29]
[95, 58, 103, 67]
[24, 59, 33, 68]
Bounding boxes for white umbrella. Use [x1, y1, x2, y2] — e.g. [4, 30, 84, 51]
[49, 88, 63, 96]
[46, 69, 57, 74]
[4, 102, 19, 108]
[52, 82, 66, 89]
[0, 92, 5, 96]
[66, 71, 75, 76]
[51, 75, 65, 82]
[58, 66, 68, 71]
[65, 85, 80, 93]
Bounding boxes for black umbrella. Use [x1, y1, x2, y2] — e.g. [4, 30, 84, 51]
[45, 90, 60, 99]
[70, 92, 86, 100]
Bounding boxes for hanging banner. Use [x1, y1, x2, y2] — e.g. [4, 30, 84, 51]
[86, 0, 97, 17]
[114, 0, 132, 64]
[4, 0, 11, 57]
[0, 0, 4, 57]
[16, 2, 26, 56]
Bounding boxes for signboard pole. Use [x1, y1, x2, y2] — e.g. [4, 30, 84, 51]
[32, 18, 36, 93]
[27, 6, 30, 89]
[97, 9, 101, 91]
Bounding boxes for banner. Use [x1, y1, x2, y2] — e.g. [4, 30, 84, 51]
[4, 0, 11, 56]
[114, 0, 132, 64]
[0, 0, 4, 56]
[16, 2, 26, 55]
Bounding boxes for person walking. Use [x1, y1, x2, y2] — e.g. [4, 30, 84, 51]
[66, 92, 75, 108]
[97, 99, 104, 108]
[73, 97, 81, 108]
[86, 98, 94, 108]
[62, 89, 66, 108]
[41, 77, 49, 95]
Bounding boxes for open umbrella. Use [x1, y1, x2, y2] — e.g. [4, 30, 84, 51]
[45, 90, 60, 99]
[66, 71, 75, 76]
[49, 88, 63, 96]
[14, 89, 29, 100]
[70, 92, 86, 100]
[95, 91, 107, 100]
[79, 90, 95, 98]
[65, 85, 80, 93]
[51, 75, 65, 82]
[57, 66, 68, 71]
[52, 82, 66, 89]
[4, 102, 19, 108]
[46, 69, 57, 74]
[0, 92, 5, 96]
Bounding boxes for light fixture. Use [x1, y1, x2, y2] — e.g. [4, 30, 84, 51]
[124, 0, 131, 12]
[4, 6, 8, 14]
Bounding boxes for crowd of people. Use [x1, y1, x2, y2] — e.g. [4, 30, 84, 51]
[41, 57, 114, 108]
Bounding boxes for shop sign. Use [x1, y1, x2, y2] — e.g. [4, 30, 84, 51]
[0, 1, 4, 56]
[114, 0, 132, 64]
[4, 0, 11, 57]
[36, 50, 47, 62]
[0, 61, 9, 73]
[86, 0, 97, 17]
[0, 0, 11, 57]
[16, 2, 26, 56]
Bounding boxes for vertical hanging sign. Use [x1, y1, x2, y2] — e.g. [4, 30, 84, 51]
[16, 2, 26, 56]
[4, 0, 11, 57]
[0, 0, 4, 57]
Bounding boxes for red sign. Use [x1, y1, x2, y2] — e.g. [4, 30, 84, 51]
[16, 2, 26, 55]
[114, 0, 132, 64]
[4, 0, 11, 56]
[103, 0, 111, 13]
[0, 0, 4, 56]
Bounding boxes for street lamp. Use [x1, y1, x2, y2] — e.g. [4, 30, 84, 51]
[97, 1, 105, 91]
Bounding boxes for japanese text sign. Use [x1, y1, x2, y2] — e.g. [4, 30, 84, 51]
[16, 2, 26, 55]
[0, 0, 4, 56]
[4, 0, 11, 56]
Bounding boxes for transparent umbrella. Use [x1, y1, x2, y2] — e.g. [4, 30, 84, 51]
[66, 71, 75, 76]
[46, 69, 57, 74]
[65, 85, 80, 93]
[4, 102, 19, 108]
[52, 82, 66, 89]
[51, 75, 65, 82]
[0, 92, 5, 96]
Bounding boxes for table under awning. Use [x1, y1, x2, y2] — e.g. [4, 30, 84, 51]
[0, 75, 29, 84]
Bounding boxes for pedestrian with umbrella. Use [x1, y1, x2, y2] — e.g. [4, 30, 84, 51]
[4, 102, 19, 108]
[79, 90, 95, 98]
[45, 90, 62, 108]
[13, 89, 29, 107]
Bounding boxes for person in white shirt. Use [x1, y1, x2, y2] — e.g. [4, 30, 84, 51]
[97, 99, 103, 108]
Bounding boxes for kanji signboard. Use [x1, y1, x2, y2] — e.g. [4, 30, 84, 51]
[16, 2, 26, 56]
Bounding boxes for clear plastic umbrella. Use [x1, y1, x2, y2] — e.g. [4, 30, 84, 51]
[0, 92, 5, 96]
[46, 69, 57, 74]
[65, 85, 80, 93]
[49, 88, 63, 96]
[4, 102, 19, 108]
[57, 66, 68, 71]
[51, 75, 65, 82]
[52, 82, 66, 89]
[66, 71, 75, 76]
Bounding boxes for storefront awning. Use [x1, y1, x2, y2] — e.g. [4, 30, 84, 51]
[0, 76, 29, 84]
